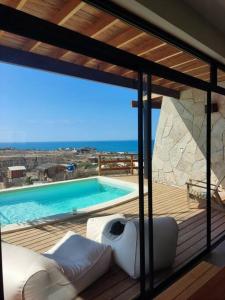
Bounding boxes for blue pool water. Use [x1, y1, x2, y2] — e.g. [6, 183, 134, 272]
[0, 178, 134, 226]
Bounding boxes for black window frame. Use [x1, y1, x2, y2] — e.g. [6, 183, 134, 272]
[0, 2, 225, 299]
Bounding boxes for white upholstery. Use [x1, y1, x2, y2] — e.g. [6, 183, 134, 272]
[2, 242, 76, 300]
[87, 216, 178, 279]
[44, 231, 112, 295]
[3, 231, 112, 300]
[86, 213, 126, 242]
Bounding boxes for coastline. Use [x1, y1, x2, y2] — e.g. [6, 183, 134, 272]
[0, 140, 139, 153]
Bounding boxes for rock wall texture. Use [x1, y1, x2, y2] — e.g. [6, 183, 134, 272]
[152, 86, 225, 187]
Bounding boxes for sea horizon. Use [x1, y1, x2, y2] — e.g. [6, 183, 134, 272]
[0, 140, 143, 153]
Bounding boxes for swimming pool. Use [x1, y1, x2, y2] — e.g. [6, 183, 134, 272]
[0, 177, 137, 230]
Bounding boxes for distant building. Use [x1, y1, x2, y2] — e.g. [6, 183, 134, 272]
[88, 157, 98, 163]
[8, 166, 26, 179]
[77, 147, 96, 154]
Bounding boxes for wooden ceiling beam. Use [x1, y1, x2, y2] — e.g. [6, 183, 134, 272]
[171, 58, 199, 70]
[59, 14, 118, 63]
[123, 56, 208, 83]
[0, 44, 180, 98]
[101, 40, 166, 72]
[176, 61, 208, 73]
[16, 0, 29, 10]
[89, 36, 165, 70]
[162, 82, 186, 90]
[52, 0, 85, 25]
[122, 51, 183, 77]
[132, 96, 163, 109]
[108, 27, 144, 48]
[91, 19, 118, 39]
[1, 4, 211, 93]
[161, 67, 210, 84]
[110, 46, 184, 78]
[159, 52, 195, 68]
[155, 67, 211, 88]
[153, 64, 209, 86]
[0, 0, 28, 38]
[83, 30, 146, 71]
[184, 65, 209, 77]
[23, 0, 85, 52]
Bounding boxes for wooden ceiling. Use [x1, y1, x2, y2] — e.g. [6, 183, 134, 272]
[0, 0, 225, 91]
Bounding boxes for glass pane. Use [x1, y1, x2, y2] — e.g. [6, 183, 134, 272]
[210, 92, 225, 246]
[217, 69, 225, 88]
[151, 78, 207, 286]
[0, 33, 140, 299]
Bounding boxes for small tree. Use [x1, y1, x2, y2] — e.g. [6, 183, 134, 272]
[25, 176, 33, 185]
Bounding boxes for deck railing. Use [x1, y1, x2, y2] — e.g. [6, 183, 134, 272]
[98, 153, 138, 175]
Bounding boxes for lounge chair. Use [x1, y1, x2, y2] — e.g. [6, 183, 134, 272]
[3, 231, 112, 300]
[87, 214, 178, 279]
[186, 178, 225, 211]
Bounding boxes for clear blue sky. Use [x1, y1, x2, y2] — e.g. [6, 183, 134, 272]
[0, 62, 160, 142]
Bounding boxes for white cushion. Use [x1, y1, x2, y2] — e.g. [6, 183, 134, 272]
[44, 231, 112, 295]
[2, 242, 76, 300]
[86, 214, 125, 242]
[87, 216, 178, 279]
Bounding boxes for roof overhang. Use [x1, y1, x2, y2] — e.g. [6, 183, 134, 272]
[0, 0, 224, 100]
[112, 0, 225, 65]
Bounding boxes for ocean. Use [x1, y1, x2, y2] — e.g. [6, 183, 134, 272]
[0, 140, 155, 153]
[0, 140, 140, 153]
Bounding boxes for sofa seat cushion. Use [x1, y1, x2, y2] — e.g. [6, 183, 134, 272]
[2, 242, 76, 300]
[44, 231, 112, 294]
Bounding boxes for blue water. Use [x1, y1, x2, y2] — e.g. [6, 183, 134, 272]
[0, 140, 155, 153]
[0, 140, 138, 152]
[0, 178, 134, 226]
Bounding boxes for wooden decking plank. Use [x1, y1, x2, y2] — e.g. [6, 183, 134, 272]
[80, 267, 128, 300]
[177, 212, 224, 249]
[112, 282, 139, 300]
[155, 262, 216, 300]
[92, 276, 137, 300]
[175, 264, 220, 300]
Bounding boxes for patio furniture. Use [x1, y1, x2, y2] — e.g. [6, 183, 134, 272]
[86, 215, 178, 279]
[3, 231, 112, 300]
[86, 213, 126, 242]
[186, 178, 225, 211]
[2, 241, 75, 300]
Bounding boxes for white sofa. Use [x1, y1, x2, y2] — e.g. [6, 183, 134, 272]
[3, 231, 112, 300]
[87, 215, 178, 279]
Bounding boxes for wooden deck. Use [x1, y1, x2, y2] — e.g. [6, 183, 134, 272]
[2, 176, 225, 299]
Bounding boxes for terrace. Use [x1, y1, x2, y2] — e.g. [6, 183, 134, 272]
[1, 0, 225, 299]
[3, 175, 225, 300]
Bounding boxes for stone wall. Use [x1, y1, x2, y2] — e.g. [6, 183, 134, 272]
[152, 86, 225, 187]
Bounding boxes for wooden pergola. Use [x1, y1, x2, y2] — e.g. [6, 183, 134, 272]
[0, 0, 224, 100]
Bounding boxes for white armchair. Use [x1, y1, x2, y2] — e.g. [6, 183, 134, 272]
[3, 231, 112, 300]
[86, 213, 126, 242]
[87, 216, 178, 279]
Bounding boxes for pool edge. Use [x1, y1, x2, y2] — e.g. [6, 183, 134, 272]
[1, 176, 147, 234]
